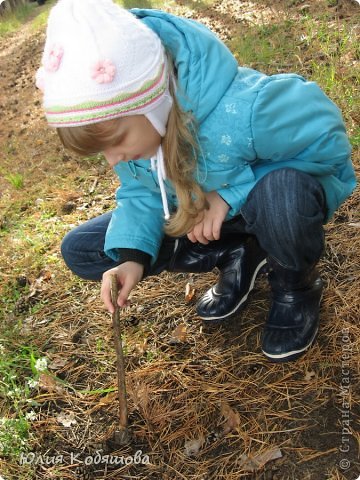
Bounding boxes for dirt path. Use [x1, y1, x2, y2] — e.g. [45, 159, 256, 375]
[0, 14, 48, 193]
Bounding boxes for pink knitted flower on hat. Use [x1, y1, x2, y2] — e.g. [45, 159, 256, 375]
[91, 60, 116, 84]
[44, 44, 64, 73]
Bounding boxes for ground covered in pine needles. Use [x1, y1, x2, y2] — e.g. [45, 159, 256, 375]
[0, 1, 359, 479]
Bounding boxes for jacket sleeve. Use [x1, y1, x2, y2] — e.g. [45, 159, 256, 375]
[104, 164, 166, 264]
[217, 181, 256, 218]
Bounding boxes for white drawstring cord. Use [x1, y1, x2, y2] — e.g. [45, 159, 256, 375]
[151, 145, 170, 220]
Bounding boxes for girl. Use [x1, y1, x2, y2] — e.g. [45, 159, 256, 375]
[36, 0, 356, 362]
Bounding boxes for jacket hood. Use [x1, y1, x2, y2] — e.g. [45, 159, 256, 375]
[131, 8, 238, 122]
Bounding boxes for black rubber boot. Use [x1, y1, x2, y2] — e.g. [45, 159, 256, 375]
[188, 236, 267, 323]
[262, 259, 323, 363]
[150, 234, 267, 323]
[167, 235, 258, 273]
[150, 234, 249, 275]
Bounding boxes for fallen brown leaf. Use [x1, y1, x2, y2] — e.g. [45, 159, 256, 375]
[135, 338, 148, 355]
[239, 447, 283, 472]
[304, 370, 316, 381]
[184, 436, 204, 457]
[38, 373, 65, 394]
[220, 401, 241, 434]
[169, 323, 188, 344]
[48, 357, 68, 370]
[56, 411, 77, 428]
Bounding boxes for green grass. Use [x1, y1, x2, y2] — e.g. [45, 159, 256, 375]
[229, 20, 297, 70]
[5, 172, 24, 190]
[0, 2, 35, 37]
[0, 0, 166, 39]
[0, 0, 169, 38]
[117, 0, 163, 8]
[30, 0, 56, 31]
[0, 0, 57, 37]
[350, 127, 360, 148]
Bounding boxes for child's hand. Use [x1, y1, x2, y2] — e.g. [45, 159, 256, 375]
[187, 191, 230, 244]
[101, 262, 144, 313]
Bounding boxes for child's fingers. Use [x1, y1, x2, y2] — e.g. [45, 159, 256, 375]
[117, 277, 135, 307]
[188, 217, 222, 243]
[212, 218, 223, 240]
[101, 275, 131, 311]
[195, 231, 209, 244]
[187, 230, 197, 243]
[191, 222, 209, 244]
[203, 219, 216, 242]
[100, 275, 115, 313]
[101, 263, 143, 312]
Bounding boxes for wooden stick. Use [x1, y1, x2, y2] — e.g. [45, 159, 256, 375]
[110, 274, 128, 431]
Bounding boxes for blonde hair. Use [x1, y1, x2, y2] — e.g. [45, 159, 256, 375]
[57, 59, 207, 238]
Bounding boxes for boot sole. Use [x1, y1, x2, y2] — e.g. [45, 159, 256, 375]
[261, 325, 319, 363]
[198, 258, 267, 323]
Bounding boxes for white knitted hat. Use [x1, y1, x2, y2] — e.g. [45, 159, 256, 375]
[36, 0, 172, 134]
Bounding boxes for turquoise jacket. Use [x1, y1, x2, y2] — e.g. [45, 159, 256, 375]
[104, 9, 356, 263]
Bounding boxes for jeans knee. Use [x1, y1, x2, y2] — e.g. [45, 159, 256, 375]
[241, 168, 325, 269]
[60, 230, 75, 263]
[255, 168, 310, 194]
[248, 168, 325, 218]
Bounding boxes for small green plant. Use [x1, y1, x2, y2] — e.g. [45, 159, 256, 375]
[350, 128, 360, 148]
[146, 350, 157, 362]
[0, 280, 22, 313]
[5, 172, 24, 190]
[0, 416, 31, 458]
[0, 341, 49, 459]
[96, 338, 104, 352]
[0, 343, 40, 408]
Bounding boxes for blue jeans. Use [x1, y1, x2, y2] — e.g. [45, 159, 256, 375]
[61, 168, 326, 280]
